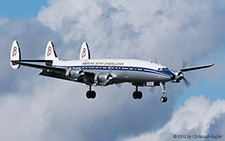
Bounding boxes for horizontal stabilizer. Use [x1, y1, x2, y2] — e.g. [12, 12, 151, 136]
[11, 60, 65, 73]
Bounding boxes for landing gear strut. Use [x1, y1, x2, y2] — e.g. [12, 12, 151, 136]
[132, 86, 143, 99]
[160, 82, 167, 102]
[86, 85, 96, 99]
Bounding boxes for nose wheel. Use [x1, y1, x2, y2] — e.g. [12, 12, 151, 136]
[160, 96, 167, 102]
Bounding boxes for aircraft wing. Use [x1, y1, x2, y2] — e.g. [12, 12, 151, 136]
[180, 64, 214, 72]
[11, 60, 95, 84]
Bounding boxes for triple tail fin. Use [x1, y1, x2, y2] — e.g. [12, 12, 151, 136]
[10, 40, 21, 69]
[45, 41, 59, 61]
[79, 42, 90, 60]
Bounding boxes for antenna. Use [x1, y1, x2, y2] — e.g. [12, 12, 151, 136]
[154, 57, 157, 63]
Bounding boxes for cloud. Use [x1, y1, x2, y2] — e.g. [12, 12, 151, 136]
[37, 0, 225, 66]
[0, 16, 9, 26]
[0, 0, 225, 141]
[122, 95, 225, 141]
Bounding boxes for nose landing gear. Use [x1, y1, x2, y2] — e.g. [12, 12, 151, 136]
[160, 82, 168, 103]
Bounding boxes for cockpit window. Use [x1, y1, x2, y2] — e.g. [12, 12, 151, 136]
[158, 68, 169, 71]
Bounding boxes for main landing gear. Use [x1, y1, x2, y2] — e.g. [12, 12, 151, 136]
[160, 82, 167, 103]
[86, 85, 96, 99]
[85, 83, 168, 102]
[132, 86, 143, 99]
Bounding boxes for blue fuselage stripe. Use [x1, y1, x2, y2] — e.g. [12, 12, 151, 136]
[58, 65, 173, 77]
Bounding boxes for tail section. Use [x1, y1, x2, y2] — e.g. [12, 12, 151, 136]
[45, 41, 59, 61]
[79, 42, 90, 60]
[10, 40, 21, 69]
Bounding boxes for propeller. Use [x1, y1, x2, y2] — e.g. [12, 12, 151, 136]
[116, 84, 122, 88]
[178, 61, 191, 88]
[183, 77, 191, 87]
[182, 61, 187, 69]
[149, 87, 156, 93]
[181, 61, 191, 87]
[171, 61, 191, 87]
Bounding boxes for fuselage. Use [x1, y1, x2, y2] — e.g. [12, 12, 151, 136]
[53, 59, 174, 84]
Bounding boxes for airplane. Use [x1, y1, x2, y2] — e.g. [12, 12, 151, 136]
[10, 40, 214, 102]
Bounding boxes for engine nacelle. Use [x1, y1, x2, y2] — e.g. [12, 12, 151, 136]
[96, 73, 113, 86]
[65, 68, 84, 80]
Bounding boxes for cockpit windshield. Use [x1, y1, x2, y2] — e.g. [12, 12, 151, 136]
[158, 68, 169, 71]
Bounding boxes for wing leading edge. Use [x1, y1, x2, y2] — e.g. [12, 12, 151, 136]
[180, 64, 214, 72]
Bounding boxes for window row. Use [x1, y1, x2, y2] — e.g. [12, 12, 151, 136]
[71, 66, 145, 71]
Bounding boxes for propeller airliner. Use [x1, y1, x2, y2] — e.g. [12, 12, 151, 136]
[10, 40, 214, 102]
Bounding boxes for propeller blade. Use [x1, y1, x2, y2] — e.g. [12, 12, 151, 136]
[183, 77, 191, 87]
[116, 84, 122, 88]
[149, 87, 156, 93]
[182, 61, 188, 69]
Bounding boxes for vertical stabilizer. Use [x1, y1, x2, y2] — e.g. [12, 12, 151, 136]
[45, 41, 59, 61]
[79, 42, 90, 60]
[10, 40, 21, 69]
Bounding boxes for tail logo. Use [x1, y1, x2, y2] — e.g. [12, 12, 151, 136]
[47, 46, 52, 56]
[82, 48, 86, 58]
[12, 47, 17, 57]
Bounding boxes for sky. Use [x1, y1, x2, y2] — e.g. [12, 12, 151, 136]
[0, 0, 47, 18]
[1, 0, 225, 141]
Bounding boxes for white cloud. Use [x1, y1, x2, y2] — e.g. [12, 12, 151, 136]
[122, 95, 225, 141]
[0, 16, 9, 26]
[37, 0, 225, 67]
